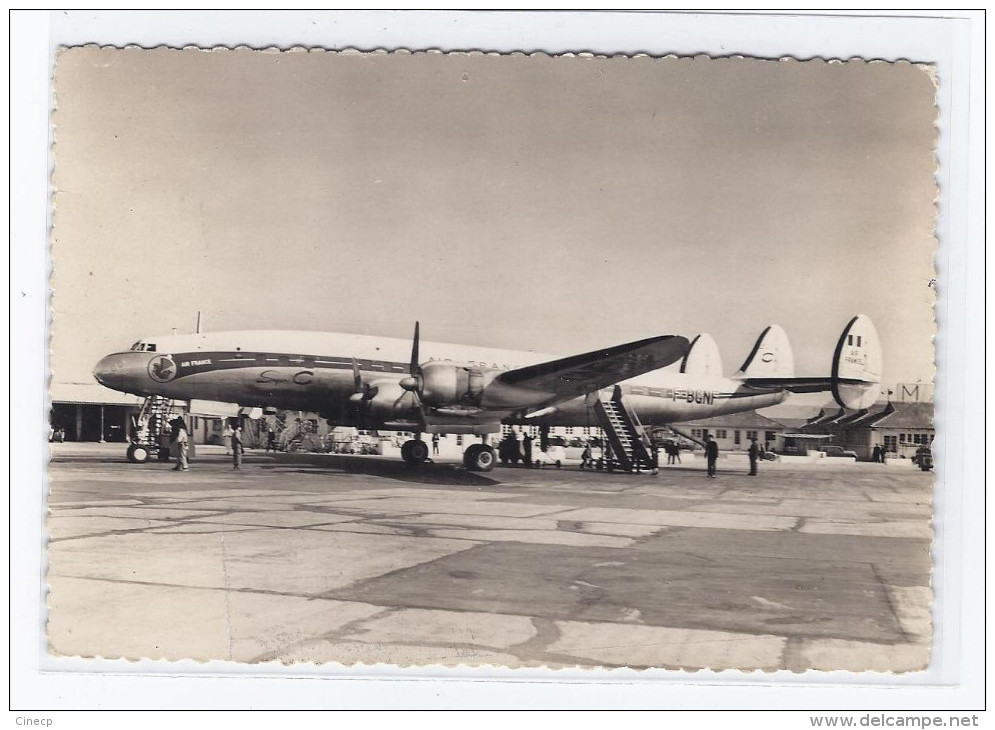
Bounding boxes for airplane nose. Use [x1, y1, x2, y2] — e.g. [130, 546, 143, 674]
[93, 352, 141, 392]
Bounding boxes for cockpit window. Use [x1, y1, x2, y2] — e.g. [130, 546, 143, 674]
[129, 341, 158, 352]
[130, 341, 142, 351]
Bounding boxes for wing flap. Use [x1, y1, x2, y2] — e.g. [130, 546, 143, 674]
[483, 335, 688, 410]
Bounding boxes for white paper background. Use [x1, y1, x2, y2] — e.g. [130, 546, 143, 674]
[10, 9, 985, 712]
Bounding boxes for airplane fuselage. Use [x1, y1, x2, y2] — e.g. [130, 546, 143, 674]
[94, 330, 788, 432]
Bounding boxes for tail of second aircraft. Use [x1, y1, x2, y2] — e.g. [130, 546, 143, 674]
[733, 315, 882, 410]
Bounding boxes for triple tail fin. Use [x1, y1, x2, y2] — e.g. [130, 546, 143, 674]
[679, 333, 724, 377]
[734, 315, 883, 410]
[733, 324, 795, 380]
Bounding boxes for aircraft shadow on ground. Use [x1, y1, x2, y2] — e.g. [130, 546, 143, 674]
[261, 452, 501, 487]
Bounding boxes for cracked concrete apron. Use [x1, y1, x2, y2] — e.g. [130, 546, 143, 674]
[46, 445, 933, 671]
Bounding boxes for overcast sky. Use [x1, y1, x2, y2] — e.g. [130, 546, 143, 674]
[51, 48, 937, 389]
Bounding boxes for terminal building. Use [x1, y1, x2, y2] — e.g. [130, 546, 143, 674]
[50, 382, 139, 442]
[676, 410, 786, 452]
[793, 400, 934, 461]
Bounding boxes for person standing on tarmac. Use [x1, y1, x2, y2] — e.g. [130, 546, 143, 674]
[222, 423, 233, 455]
[523, 433, 534, 468]
[232, 425, 244, 471]
[748, 436, 760, 476]
[171, 416, 189, 471]
[580, 443, 593, 470]
[704, 434, 719, 478]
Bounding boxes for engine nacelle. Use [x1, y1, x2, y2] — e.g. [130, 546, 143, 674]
[364, 380, 417, 418]
[419, 361, 503, 407]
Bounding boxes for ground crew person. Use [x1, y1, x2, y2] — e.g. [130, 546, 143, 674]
[748, 436, 760, 476]
[232, 425, 244, 470]
[580, 443, 593, 470]
[705, 434, 719, 478]
[171, 416, 189, 471]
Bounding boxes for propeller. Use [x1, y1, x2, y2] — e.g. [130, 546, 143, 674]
[399, 321, 423, 396]
[398, 321, 427, 423]
[348, 358, 378, 427]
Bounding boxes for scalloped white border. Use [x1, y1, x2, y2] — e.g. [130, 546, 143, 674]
[13, 9, 984, 712]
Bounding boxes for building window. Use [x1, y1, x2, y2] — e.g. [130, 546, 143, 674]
[565, 427, 574, 436]
[884, 435, 897, 452]
[582, 426, 591, 436]
[716, 429, 727, 439]
[899, 433, 907, 443]
[746, 430, 757, 440]
[692, 429, 701, 438]
[765, 431, 776, 443]
[456, 435, 464, 446]
[734, 430, 741, 445]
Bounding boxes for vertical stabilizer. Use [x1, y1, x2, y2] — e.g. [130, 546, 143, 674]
[831, 314, 882, 409]
[734, 324, 795, 379]
[680, 334, 724, 377]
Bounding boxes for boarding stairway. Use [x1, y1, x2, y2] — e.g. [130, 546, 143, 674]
[593, 386, 655, 472]
[131, 395, 181, 461]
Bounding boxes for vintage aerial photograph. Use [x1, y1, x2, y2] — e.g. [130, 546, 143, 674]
[48, 46, 938, 674]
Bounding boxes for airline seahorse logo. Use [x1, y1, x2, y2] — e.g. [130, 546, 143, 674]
[148, 354, 178, 383]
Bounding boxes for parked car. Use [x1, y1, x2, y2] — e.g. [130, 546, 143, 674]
[819, 445, 858, 459]
[912, 446, 933, 471]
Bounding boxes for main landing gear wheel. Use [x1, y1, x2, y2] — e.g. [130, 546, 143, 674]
[463, 444, 496, 472]
[126, 444, 150, 464]
[401, 439, 430, 465]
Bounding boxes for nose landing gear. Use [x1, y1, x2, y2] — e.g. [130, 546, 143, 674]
[126, 443, 150, 463]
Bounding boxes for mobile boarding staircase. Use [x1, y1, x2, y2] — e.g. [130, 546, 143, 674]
[592, 386, 656, 473]
[127, 395, 183, 463]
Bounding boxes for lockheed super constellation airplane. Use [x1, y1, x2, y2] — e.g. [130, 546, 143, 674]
[93, 315, 881, 471]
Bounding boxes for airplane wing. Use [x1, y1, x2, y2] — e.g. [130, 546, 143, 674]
[483, 334, 689, 411]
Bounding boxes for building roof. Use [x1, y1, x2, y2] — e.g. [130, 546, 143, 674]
[50, 382, 141, 406]
[806, 408, 845, 427]
[869, 401, 934, 429]
[797, 401, 934, 433]
[681, 410, 786, 429]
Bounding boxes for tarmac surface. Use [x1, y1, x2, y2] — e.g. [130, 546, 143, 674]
[46, 443, 934, 672]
